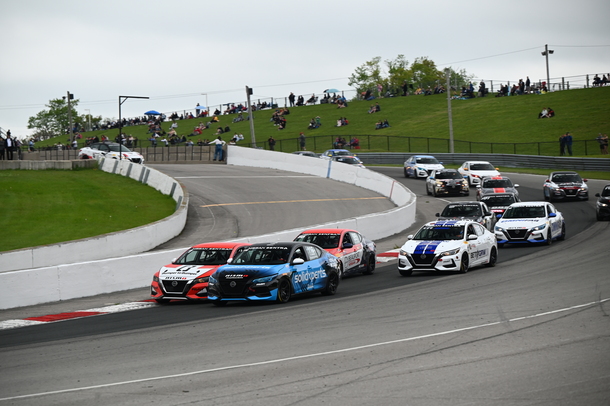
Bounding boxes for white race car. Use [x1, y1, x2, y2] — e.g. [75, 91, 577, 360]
[404, 155, 444, 178]
[79, 142, 145, 164]
[494, 202, 565, 247]
[458, 161, 500, 186]
[398, 220, 498, 276]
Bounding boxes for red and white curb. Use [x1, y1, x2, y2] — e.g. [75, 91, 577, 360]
[377, 249, 399, 263]
[0, 300, 157, 330]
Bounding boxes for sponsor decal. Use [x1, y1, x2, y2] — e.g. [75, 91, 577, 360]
[493, 188, 506, 193]
[413, 241, 442, 255]
[224, 274, 249, 279]
[293, 269, 327, 283]
[470, 249, 487, 259]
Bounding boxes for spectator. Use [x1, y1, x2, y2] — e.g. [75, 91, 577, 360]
[299, 132, 306, 150]
[0, 134, 5, 160]
[564, 132, 573, 156]
[268, 136, 276, 150]
[208, 136, 226, 161]
[596, 133, 609, 154]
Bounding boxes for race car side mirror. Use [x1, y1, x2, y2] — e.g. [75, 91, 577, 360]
[514, 184, 520, 188]
[342, 242, 353, 249]
[596, 193, 601, 197]
[548, 213, 557, 218]
[227, 258, 233, 264]
[496, 214, 503, 219]
[584, 179, 588, 182]
[435, 213, 440, 217]
[407, 235, 414, 240]
[467, 234, 478, 241]
[292, 258, 305, 265]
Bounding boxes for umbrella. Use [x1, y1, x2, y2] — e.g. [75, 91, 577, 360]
[145, 110, 161, 115]
[324, 88, 340, 93]
[195, 105, 208, 110]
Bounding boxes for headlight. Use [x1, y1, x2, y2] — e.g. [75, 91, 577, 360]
[193, 276, 209, 284]
[531, 224, 546, 231]
[597, 201, 608, 207]
[153, 275, 159, 282]
[439, 248, 460, 256]
[495, 225, 505, 232]
[252, 275, 275, 284]
[209, 274, 217, 284]
[399, 249, 408, 256]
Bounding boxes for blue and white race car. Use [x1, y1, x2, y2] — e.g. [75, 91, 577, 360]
[398, 220, 498, 276]
[404, 155, 444, 178]
[494, 201, 565, 247]
[207, 242, 340, 305]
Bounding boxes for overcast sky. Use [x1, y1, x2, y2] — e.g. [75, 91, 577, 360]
[1, 0, 609, 138]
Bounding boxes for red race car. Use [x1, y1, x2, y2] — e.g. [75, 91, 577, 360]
[151, 242, 250, 304]
[294, 228, 376, 278]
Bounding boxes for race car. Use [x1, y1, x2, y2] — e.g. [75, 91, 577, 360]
[543, 171, 589, 201]
[595, 184, 610, 221]
[320, 149, 355, 160]
[458, 161, 501, 186]
[436, 201, 495, 231]
[426, 169, 469, 197]
[404, 155, 444, 178]
[397, 220, 498, 276]
[207, 242, 340, 305]
[479, 193, 520, 217]
[476, 176, 519, 200]
[78, 142, 145, 164]
[294, 228, 376, 278]
[150, 242, 250, 303]
[330, 155, 365, 168]
[494, 201, 565, 247]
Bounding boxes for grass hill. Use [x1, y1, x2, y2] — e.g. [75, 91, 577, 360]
[38, 87, 610, 157]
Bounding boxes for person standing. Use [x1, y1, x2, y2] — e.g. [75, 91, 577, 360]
[299, 132, 306, 151]
[288, 92, 295, 107]
[564, 131, 572, 156]
[0, 134, 5, 160]
[267, 136, 276, 151]
[5, 131, 14, 160]
[558, 133, 567, 156]
[596, 133, 609, 155]
[208, 135, 226, 161]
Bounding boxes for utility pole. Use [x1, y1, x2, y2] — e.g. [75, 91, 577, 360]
[446, 69, 454, 153]
[246, 86, 256, 148]
[66, 91, 74, 142]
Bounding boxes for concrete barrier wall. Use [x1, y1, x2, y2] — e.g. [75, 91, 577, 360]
[0, 148, 415, 309]
[0, 158, 188, 273]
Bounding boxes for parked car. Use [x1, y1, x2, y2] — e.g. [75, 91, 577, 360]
[595, 184, 610, 220]
[294, 228, 376, 278]
[403, 155, 444, 178]
[397, 220, 498, 276]
[78, 142, 145, 164]
[458, 161, 500, 186]
[207, 242, 340, 305]
[436, 201, 495, 231]
[426, 169, 469, 197]
[543, 171, 589, 201]
[476, 176, 519, 200]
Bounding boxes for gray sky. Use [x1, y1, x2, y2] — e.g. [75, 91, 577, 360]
[1, 0, 609, 138]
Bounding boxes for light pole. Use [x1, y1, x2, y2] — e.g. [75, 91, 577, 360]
[118, 95, 149, 160]
[541, 44, 554, 92]
[85, 109, 91, 132]
[446, 69, 454, 153]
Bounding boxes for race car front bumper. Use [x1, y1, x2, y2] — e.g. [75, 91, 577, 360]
[398, 252, 462, 272]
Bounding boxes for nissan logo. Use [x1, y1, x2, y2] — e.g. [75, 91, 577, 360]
[230, 281, 237, 288]
[420, 254, 426, 259]
[171, 281, 178, 287]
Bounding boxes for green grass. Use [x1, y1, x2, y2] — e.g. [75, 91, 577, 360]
[0, 169, 175, 251]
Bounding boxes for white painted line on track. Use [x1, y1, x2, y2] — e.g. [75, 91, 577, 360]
[1, 297, 607, 403]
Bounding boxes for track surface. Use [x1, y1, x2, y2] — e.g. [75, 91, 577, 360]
[1, 166, 608, 405]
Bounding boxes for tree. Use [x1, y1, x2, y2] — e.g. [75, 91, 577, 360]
[410, 57, 443, 90]
[385, 54, 411, 95]
[27, 98, 80, 140]
[348, 56, 383, 96]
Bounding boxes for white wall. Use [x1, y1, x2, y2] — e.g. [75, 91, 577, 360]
[0, 149, 416, 309]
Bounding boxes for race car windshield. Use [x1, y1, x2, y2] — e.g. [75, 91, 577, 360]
[334, 151, 351, 156]
[481, 195, 516, 206]
[552, 173, 582, 183]
[440, 205, 482, 217]
[108, 144, 133, 153]
[231, 247, 290, 265]
[295, 234, 340, 249]
[602, 187, 610, 197]
[335, 157, 360, 165]
[414, 226, 465, 240]
[175, 249, 231, 265]
[482, 179, 512, 188]
[470, 163, 495, 170]
[436, 171, 463, 180]
[503, 206, 546, 218]
[416, 157, 439, 164]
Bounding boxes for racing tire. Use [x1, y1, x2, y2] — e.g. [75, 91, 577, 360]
[426, 183, 432, 196]
[545, 230, 553, 246]
[558, 223, 566, 240]
[363, 254, 376, 275]
[485, 247, 498, 267]
[276, 278, 292, 303]
[432, 186, 437, 197]
[337, 261, 345, 279]
[211, 300, 227, 307]
[459, 254, 470, 273]
[321, 272, 340, 296]
[155, 298, 171, 304]
[464, 190, 470, 196]
[399, 269, 413, 277]
[404, 168, 409, 178]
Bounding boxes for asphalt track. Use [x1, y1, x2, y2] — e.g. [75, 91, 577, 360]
[0, 166, 608, 405]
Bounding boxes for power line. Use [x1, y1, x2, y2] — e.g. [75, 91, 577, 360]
[439, 46, 542, 66]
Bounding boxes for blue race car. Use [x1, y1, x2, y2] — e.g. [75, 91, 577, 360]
[207, 242, 340, 305]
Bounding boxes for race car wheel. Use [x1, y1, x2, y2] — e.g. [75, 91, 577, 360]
[276, 278, 292, 303]
[321, 272, 339, 296]
[211, 300, 227, 307]
[545, 230, 553, 246]
[155, 298, 171, 304]
[404, 168, 409, 178]
[399, 269, 413, 276]
[426, 183, 432, 196]
[486, 247, 497, 267]
[432, 186, 437, 197]
[337, 261, 345, 279]
[558, 223, 566, 240]
[459, 254, 469, 273]
[363, 255, 376, 275]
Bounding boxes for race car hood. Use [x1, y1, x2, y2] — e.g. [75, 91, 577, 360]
[417, 163, 444, 170]
[401, 240, 464, 255]
[158, 264, 218, 282]
[495, 218, 546, 229]
[480, 187, 517, 195]
[470, 170, 500, 177]
[553, 181, 586, 189]
[438, 215, 484, 223]
[215, 264, 288, 279]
